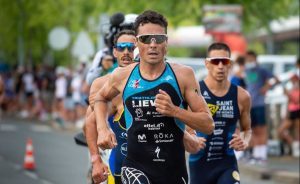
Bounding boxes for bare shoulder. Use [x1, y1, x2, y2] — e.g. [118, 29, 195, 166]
[90, 74, 110, 94]
[169, 62, 194, 74]
[110, 63, 138, 91]
[169, 62, 195, 81]
[112, 63, 138, 78]
[237, 86, 251, 105]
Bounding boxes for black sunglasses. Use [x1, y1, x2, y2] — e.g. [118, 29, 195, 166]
[136, 34, 168, 44]
[206, 57, 231, 65]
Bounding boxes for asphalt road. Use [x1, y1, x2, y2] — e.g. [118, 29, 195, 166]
[0, 117, 89, 184]
[0, 117, 287, 184]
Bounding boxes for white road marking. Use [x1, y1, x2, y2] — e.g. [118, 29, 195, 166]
[0, 124, 17, 132]
[24, 171, 38, 180]
[31, 125, 52, 132]
[41, 179, 55, 184]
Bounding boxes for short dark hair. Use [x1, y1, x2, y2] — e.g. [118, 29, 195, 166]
[235, 56, 245, 66]
[113, 29, 136, 46]
[246, 50, 257, 58]
[134, 10, 168, 35]
[297, 57, 300, 65]
[207, 42, 231, 57]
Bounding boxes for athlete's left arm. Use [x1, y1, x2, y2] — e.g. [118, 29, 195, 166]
[155, 66, 214, 134]
[229, 87, 252, 151]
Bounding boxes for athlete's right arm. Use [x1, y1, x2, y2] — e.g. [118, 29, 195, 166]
[85, 106, 109, 183]
[94, 66, 133, 149]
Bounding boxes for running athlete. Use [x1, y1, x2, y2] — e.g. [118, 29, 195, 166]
[189, 43, 252, 184]
[94, 10, 214, 184]
[84, 30, 136, 184]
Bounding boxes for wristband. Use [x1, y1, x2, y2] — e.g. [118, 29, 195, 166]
[90, 154, 101, 164]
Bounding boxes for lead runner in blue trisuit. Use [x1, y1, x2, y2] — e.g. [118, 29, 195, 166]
[94, 10, 214, 184]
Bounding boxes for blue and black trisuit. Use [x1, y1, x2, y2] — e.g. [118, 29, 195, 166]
[189, 80, 241, 184]
[121, 63, 188, 184]
[108, 111, 127, 184]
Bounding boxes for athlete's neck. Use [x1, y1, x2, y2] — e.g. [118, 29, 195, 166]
[139, 60, 166, 80]
[204, 77, 231, 97]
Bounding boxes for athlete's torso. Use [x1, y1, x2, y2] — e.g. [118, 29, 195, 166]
[190, 80, 240, 163]
[122, 62, 188, 180]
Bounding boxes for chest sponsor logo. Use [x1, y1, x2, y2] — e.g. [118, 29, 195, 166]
[144, 123, 164, 131]
[211, 137, 223, 141]
[154, 133, 174, 143]
[203, 91, 211, 99]
[209, 146, 222, 151]
[207, 104, 219, 116]
[120, 143, 127, 156]
[214, 121, 226, 127]
[209, 141, 224, 146]
[135, 108, 143, 118]
[163, 75, 173, 81]
[132, 99, 155, 108]
[215, 100, 234, 118]
[137, 134, 147, 143]
[153, 146, 165, 162]
[213, 128, 223, 135]
[129, 79, 143, 89]
[120, 132, 127, 139]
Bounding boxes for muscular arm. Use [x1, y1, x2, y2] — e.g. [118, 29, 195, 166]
[174, 66, 214, 134]
[85, 106, 99, 156]
[94, 65, 135, 149]
[229, 87, 252, 151]
[238, 87, 252, 146]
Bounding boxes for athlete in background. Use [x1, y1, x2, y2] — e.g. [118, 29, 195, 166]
[84, 30, 136, 183]
[189, 42, 252, 184]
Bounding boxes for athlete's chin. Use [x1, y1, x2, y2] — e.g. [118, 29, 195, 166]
[144, 59, 162, 65]
[215, 76, 226, 82]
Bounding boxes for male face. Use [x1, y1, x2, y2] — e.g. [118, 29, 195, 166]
[113, 34, 136, 67]
[101, 55, 114, 70]
[136, 23, 167, 65]
[245, 54, 257, 65]
[205, 49, 232, 82]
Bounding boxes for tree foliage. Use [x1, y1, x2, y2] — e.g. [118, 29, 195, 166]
[0, 0, 298, 66]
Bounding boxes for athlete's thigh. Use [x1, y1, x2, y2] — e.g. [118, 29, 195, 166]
[189, 163, 212, 184]
[217, 168, 240, 184]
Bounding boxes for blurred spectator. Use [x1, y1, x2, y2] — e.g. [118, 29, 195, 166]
[64, 68, 76, 123]
[277, 58, 300, 157]
[20, 66, 36, 118]
[245, 50, 280, 164]
[231, 56, 247, 89]
[99, 54, 114, 76]
[1, 72, 18, 114]
[52, 67, 68, 126]
[71, 67, 86, 127]
[0, 75, 4, 105]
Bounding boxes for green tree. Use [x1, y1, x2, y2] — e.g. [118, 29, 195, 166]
[0, 0, 298, 66]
